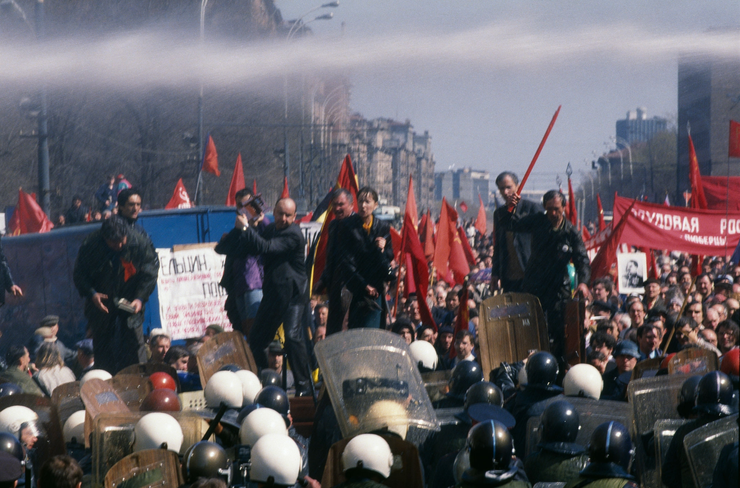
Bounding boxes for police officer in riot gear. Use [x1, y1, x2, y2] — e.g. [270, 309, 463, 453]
[662, 371, 737, 488]
[433, 361, 484, 409]
[182, 441, 231, 486]
[333, 434, 393, 488]
[524, 400, 588, 484]
[676, 375, 702, 419]
[564, 421, 636, 488]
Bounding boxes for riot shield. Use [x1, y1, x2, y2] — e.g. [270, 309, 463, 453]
[477, 293, 549, 378]
[523, 396, 632, 458]
[0, 394, 65, 470]
[563, 299, 586, 366]
[684, 414, 739, 488]
[196, 331, 258, 387]
[314, 329, 438, 440]
[91, 411, 213, 488]
[631, 358, 662, 380]
[104, 449, 184, 488]
[532, 484, 566, 488]
[117, 363, 181, 392]
[653, 418, 689, 485]
[80, 378, 130, 449]
[422, 370, 452, 404]
[320, 432, 424, 488]
[51, 381, 85, 430]
[108, 375, 153, 411]
[668, 348, 719, 375]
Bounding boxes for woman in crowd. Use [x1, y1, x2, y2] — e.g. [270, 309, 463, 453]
[34, 343, 76, 396]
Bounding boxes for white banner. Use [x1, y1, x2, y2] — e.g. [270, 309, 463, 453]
[156, 244, 232, 340]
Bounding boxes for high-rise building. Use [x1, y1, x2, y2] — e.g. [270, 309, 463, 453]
[434, 168, 490, 206]
[616, 108, 669, 145]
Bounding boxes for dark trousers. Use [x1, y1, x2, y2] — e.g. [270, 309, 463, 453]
[325, 284, 345, 336]
[249, 291, 311, 389]
[86, 302, 146, 375]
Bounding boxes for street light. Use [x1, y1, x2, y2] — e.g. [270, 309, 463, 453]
[612, 136, 632, 179]
[195, 0, 210, 204]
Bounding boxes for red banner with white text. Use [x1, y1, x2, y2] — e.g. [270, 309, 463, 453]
[612, 196, 740, 256]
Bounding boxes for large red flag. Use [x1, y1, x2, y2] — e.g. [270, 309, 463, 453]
[390, 226, 402, 263]
[688, 133, 708, 209]
[405, 176, 418, 228]
[201, 134, 220, 177]
[729, 120, 740, 158]
[474, 194, 486, 235]
[225, 154, 245, 206]
[433, 199, 452, 281]
[567, 176, 577, 226]
[310, 154, 359, 291]
[281, 177, 290, 199]
[418, 210, 435, 261]
[433, 199, 470, 285]
[165, 179, 193, 209]
[596, 194, 606, 231]
[401, 210, 436, 331]
[450, 281, 469, 359]
[457, 226, 476, 266]
[590, 200, 636, 283]
[8, 189, 54, 235]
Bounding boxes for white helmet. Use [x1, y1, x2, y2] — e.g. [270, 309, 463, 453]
[204, 371, 243, 409]
[362, 400, 408, 440]
[563, 363, 603, 400]
[0, 406, 38, 437]
[250, 433, 302, 486]
[239, 408, 287, 446]
[408, 341, 438, 371]
[234, 370, 262, 406]
[342, 434, 393, 479]
[80, 369, 112, 387]
[63, 410, 86, 444]
[133, 413, 183, 452]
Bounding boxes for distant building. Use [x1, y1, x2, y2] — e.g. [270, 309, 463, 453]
[434, 168, 490, 206]
[616, 108, 669, 145]
[677, 46, 740, 198]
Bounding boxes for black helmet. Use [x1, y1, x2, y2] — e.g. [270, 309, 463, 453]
[587, 421, 633, 472]
[182, 441, 230, 483]
[464, 381, 503, 410]
[260, 369, 282, 387]
[219, 364, 242, 373]
[466, 420, 513, 471]
[695, 371, 735, 417]
[0, 432, 23, 461]
[540, 400, 580, 445]
[676, 375, 702, 418]
[254, 386, 290, 422]
[236, 403, 263, 425]
[449, 361, 484, 399]
[0, 383, 21, 398]
[525, 352, 559, 388]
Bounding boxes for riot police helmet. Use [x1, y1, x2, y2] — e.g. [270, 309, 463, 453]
[239, 408, 288, 446]
[250, 433, 302, 487]
[676, 375, 702, 418]
[255, 386, 290, 416]
[204, 371, 243, 409]
[133, 412, 183, 452]
[539, 400, 582, 449]
[525, 351, 559, 388]
[464, 381, 504, 410]
[260, 369, 282, 387]
[236, 403, 263, 425]
[466, 420, 513, 471]
[235, 370, 262, 406]
[219, 364, 242, 373]
[0, 432, 23, 461]
[408, 341, 438, 373]
[563, 364, 603, 399]
[79, 369, 112, 387]
[182, 441, 230, 483]
[0, 383, 21, 398]
[342, 434, 393, 479]
[695, 371, 735, 417]
[140, 388, 182, 412]
[586, 421, 634, 472]
[62, 411, 86, 444]
[448, 361, 484, 399]
[149, 372, 177, 391]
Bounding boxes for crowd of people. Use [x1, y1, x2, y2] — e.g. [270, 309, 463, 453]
[0, 170, 738, 488]
[53, 174, 132, 228]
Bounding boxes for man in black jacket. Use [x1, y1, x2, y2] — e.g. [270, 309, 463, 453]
[238, 198, 312, 396]
[0, 240, 22, 307]
[73, 216, 159, 374]
[491, 172, 543, 293]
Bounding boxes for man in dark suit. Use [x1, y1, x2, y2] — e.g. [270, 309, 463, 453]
[238, 198, 312, 396]
[491, 171, 543, 293]
[0, 240, 22, 307]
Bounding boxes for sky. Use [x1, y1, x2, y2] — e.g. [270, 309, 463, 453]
[276, 0, 740, 192]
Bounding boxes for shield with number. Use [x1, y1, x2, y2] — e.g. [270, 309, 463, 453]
[684, 414, 739, 488]
[314, 329, 438, 444]
[477, 293, 549, 377]
[668, 348, 719, 375]
[105, 449, 184, 488]
[524, 396, 632, 458]
[0, 394, 65, 470]
[197, 331, 258, 387]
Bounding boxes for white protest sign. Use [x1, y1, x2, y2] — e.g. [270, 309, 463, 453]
[156, 244, 232, 340]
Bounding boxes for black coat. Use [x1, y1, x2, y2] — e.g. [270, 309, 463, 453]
[338, 214, 394, 295]
[492, 199, 542, 284]
[0, 241, 15, 307]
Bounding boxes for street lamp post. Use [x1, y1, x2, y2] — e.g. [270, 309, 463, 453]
[195, 0, 209, 205]
[613, 136, 632, 179]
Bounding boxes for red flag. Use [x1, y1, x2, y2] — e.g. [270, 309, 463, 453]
[596, 194, 606, 231]
[7, 189, 54, 235]
[281, 177, 290, 199]
[165, 178, 193, 209]
[419, 210, 435, 261]
[459, 201, 468, 213]
[433, 199, 452, 281]
[201, 134, 220, 176]
[405, 176, 418, 228]
[252, 179, 257, 195]
[582, 226, 591, 242]
[475, 194, 486, 235]
[688, 133, 707, 209]
[457, 226, 476, 266]
[310, 154, 360, 291]
[225, 154, 245, 206]
[390, 226, 402, 263]
[297, 212, 314, 223]
[433, 199, 470, 285]
[590, 200, 636, 283]
[567, 176, 577, 226]
[729, 120, 740, 158]
[401, 210, 436, 331]
[450, 282, 469, 359]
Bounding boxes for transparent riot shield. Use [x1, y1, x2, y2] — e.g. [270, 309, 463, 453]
[631, 358, 662, 380]
[314, 329, 438, 441]
[532, 484, 566, 488]
[477, 293, 549, 378]
[51, 381, 85, 430]
[197, 331, 258, 387]
[104, 449, 184, 488]
[684, 414, 739, 488]
[117, 363, 181, 392]
[653, 418, 689, 485]
[80, 378, 130, 449]
[627, 373, 698, 488]
[91, 411, 213, 488]
[668, 348, 719, 375]
[0, 394, 65, 470]
[523, 396, 632, 458]
[422, 370, 452, 404]
[563, 299, 586, 366]
[320, 432, 424, 488]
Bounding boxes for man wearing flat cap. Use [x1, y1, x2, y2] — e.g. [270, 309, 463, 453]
[26, 315, 74, 365]
[601, 340, 640, 401]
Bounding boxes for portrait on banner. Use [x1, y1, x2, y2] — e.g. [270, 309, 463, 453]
[617, 252, 647, 294]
